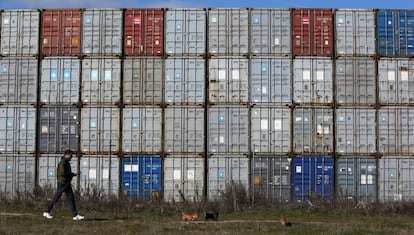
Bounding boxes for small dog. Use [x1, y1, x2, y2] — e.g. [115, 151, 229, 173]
[280, 216, 292, 226]
[182, 212, 199, 221]
[204, 211, 219, 221]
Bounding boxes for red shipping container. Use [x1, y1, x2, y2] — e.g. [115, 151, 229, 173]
[124, 9, 164, 56]
[292, 9, 333, 56]
[41, 9, 82, 56]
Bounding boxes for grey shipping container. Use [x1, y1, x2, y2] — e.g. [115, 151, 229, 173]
[336, 108, 376, 154]
[165, 58, 205, 104]
[0, 155, 35, 198]
[0, 58, 38, 104]
[1, 10, 39, 56]
[123, 57, 163, 105]
[378, 107, 414, 154]
[251, 156, 291, 203]
[336, 57, 376, 105]
[208, 155, 249, 199]
[165, 8, 206, 56]
[39, 106, 79, 153]
[250, 9, 291, 55]
[209, 58, 248, 104]
[337, 157, 376, 202]
[82, 9, 123, 56]
[379, 157, 414, 202]
[122, 107, 162, 153]
[294, 107, 333, 153]
[41, 58, 80, 104]
[80, 107, 119, 153]
[164, 155, 204, 202]
[293, 57, 333, 104]
[165, 106, 204, 153]
[208, 8, 249, 55]
[0, 107, 36, 153]
[80, 155, 119, 196]
[335, 9, 376, 56]
[38, 154, 78, 189]
[378, 58, 414, 105]
[250, 57, 291, 105]
[82, 58, 121, 105]
[251, 107, 291, 153]
[208, 106, 249, 153]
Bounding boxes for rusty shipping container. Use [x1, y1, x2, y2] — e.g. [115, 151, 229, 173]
[292, 8, 333, 56]
[41, 9, 82, 56]
[124, 9, 164, 56]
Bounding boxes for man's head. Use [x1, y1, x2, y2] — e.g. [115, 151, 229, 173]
[64, 150, 73, 160]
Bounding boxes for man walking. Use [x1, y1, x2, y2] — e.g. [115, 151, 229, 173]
[43, 150, 84, 220]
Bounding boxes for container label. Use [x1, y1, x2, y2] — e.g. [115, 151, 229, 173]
[261, 119, 268, 130]
[274, 120, 282, 130]
[232, 70, 239, 80]
[274, 38, 280, 45]
[388, 71, 395, 81]
[316, 71, 324, 81]
[296, 166, 302, 173]
[89, 169, 96, 179]
[124, 164, 138, 172]
[262, 86, 267, 94]
[63, 70, 71, 81]
[104, 70, 112, 81]
[91, 71, 99, 81]
[401, 70, 408, 81]
[303, 70, 310, 81]
[103, 169, 109, 179]
[219, 70, 226, 80]
[219, 136, 225, 144]
[173, 170, 181, 180]
[187, 170, 194, 180]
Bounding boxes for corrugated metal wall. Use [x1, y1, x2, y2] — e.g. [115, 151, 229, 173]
[0, 8, 413, 203]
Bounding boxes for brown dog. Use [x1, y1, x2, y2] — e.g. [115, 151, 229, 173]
[280, 216, 292, 226]
[182, 212, 199, 221]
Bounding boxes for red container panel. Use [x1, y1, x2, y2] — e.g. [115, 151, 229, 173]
[292, 9, 333, 56]
[41, 9, 82, 56]
[124, 9, 164, 56]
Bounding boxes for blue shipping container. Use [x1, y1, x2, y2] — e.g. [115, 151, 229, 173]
[377, 10, 414, 57]
[293, 156, 334, 202]
[122, 155, 162, 200]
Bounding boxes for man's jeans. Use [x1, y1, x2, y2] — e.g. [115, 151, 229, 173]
[47, 182, 78, 217]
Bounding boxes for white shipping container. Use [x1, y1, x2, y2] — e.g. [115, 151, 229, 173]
[41, 58, 80, 104]
[122, 107, 162, 153]
[82, 58, 121, 105]
[80, 107, 119, 153]
[164, 156, 204, 202]
[1, 10, 39, 56]
[82, 9, 123, 56]
[38, 155, 78, 189]
[0, 155, 35, 198]
[379, 157, 414, 202]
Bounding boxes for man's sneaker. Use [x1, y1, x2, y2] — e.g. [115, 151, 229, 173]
[43, 212, 53, 219]
[73, 214, 85, 221]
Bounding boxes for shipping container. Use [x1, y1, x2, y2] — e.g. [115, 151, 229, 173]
[41, 58, 80, 104]
[250, 57, 292, 105]
[379, 157, 414, 201]
[0, 58, 38, 104]
[165, 106, 204, 153]
[123, 57, 163, 105]
[1, 10, 40, 56]
[292, 9, 333, 56]
[335, 9, 376, 56]
[121, 155, 161, 200]
[294, 107, 333, 153]
[377, 10, 414, 57]
[124, 9, 163, 56]
[38, 154, 78, 189]
[0, 107, 36, 153]
[80, 107, 119, 153]
[80, 155, 119, 196]
[293, 155, 334, 202]
[336, 108, 376, 154]
[378, 107, 414, 154]
[122, 107, 162, 153]
[251, 156, 291, 203]
[164, 155, 204, 202]
[165, 8, 206, 56]
[250, 9, 291, 55]
[336, 57, 376, 105]
[378, 58, 414, 105]
[82, 9, 123, 56]
[41, 9, 82, 56]
[208, 8, 249, 55]
[0, 155, 35, 198]
[208, 106, 249, 153]
[208, 155, 249, 199]
[251, 107, 291, 153]
[293, 57, 333, 104]
[39, 106, 79, 153]
[165, 57, 205, 104]
[337, 157, 376, 202]
[209, 57, 248, 104]
[82, 58, 121, 105]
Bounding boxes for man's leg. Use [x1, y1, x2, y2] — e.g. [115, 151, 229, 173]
[46, 182, 68, 213]
[65, 184, 78, 217]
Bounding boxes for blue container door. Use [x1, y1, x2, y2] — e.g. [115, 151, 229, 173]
[143, 157, 161, 200]
[314, 157, 334, 201]
[377, 10, 396, 56]
[293, 156, 312, 202]
[399, 11, 414, 56]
